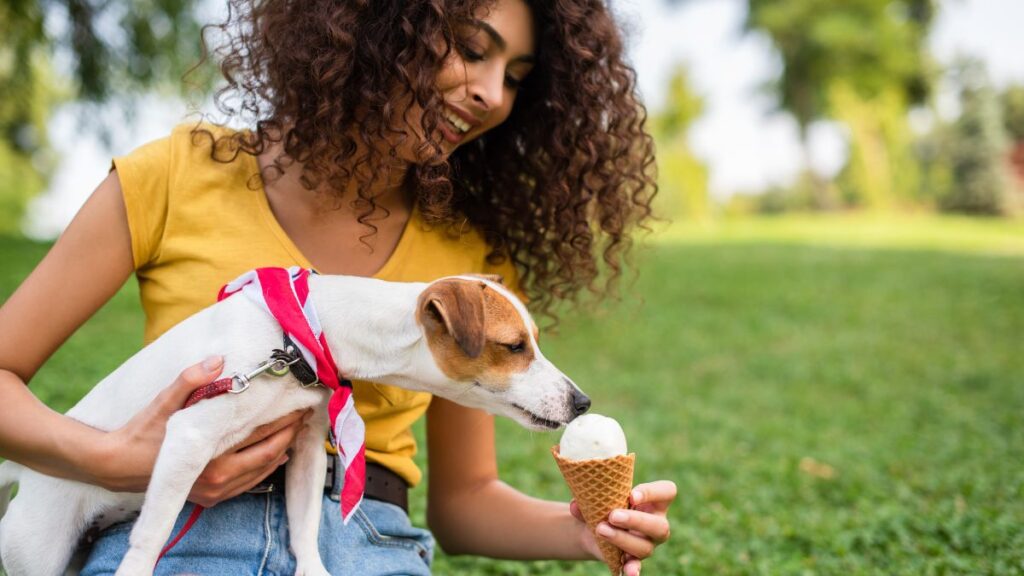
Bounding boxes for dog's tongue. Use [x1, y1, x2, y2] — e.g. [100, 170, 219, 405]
[558, 414, 627, 460]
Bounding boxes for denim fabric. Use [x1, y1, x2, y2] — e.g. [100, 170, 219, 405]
[79, 493, 434, 575]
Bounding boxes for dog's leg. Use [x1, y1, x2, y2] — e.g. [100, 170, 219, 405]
[286, 406, 330, 576]
[115, 413, 219, 576]
[0, 470, 86, 576]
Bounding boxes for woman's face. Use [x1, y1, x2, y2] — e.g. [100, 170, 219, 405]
[399, 0, 536, 163]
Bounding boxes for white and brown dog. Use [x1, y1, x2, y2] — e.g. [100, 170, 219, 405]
[0, 274, 590, 575]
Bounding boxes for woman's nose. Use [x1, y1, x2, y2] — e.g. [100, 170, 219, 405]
[467, 65, 505, 113]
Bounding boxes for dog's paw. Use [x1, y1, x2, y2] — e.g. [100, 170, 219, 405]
[294, 562, 331, 576]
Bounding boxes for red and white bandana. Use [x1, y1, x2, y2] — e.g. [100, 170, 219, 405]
[219, 266, 366, 523]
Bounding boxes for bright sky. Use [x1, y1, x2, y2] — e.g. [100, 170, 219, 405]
[24, 0, 1024, 238]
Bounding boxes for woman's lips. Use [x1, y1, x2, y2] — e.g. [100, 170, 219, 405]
[439, 117, 467, 144]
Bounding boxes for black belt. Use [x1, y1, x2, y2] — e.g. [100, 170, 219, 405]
[252, 456, 409, 514]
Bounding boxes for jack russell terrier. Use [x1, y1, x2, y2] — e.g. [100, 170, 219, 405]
[0, 269, 590, 575]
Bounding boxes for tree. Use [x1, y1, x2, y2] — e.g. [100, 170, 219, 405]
[940, 60, 1010, 215]
[0, 0, 209, 233]
[743, 0, 935, 208]
[650, 66, 709, 220]
[1002, 85, 1024, 192]
[830, 81, 924, 211]
[1002, 85, 1024, 142]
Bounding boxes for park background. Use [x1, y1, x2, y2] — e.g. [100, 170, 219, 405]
[1, 0, 1022, 574]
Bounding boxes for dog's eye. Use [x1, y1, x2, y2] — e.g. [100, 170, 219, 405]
[504, 341, 526, 354]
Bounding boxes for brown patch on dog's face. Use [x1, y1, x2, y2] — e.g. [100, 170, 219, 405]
[417, 278, 535, 390]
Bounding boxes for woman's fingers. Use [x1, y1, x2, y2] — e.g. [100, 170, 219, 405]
[232, 409, 310, 451]
[232, 415, 306, 468]
[607, 509, 671, 544]
[191, 410, 309, 505]
[595, 520, 656, 559]
[622, 556, 642, 576]
[569, 500, 585, 522]
[190, 452, 289, 507]
[155, 356, 225, 413]
[629, 480, 677, 513]
[593, 480, 677, 570]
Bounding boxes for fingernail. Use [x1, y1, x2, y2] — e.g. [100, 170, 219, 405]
[631, 489, 643, 504]
[596, 523, 615, 538]
[202, 355, 224, 371]
[610, 510, 627, 523]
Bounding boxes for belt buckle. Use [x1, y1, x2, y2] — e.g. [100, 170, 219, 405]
[247, 483, 275, 494]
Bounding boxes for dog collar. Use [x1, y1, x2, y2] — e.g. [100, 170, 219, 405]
[277, 333, 340, 389]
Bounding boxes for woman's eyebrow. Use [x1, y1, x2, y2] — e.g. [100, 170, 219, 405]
[471, 19, 536, 64]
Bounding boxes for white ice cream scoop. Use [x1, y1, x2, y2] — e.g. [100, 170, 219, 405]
[558, 413, 628, 460]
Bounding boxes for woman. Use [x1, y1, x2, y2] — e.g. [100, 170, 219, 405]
[0, 0, 675, 574]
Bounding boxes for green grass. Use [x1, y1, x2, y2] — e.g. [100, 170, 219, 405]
[3, 213, 1023, 575]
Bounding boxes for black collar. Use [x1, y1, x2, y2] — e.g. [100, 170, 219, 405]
[272, 334, 321, 387]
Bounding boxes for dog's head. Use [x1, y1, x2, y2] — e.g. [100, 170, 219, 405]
[415, 275, 590, 430]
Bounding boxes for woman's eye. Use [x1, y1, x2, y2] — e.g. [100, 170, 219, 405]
[457, 42, 485, 62]
[504, 341, 526, 353]
[505, 75, 522, 89]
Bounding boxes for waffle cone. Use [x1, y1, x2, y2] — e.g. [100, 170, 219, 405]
[551, 445, 635, 575]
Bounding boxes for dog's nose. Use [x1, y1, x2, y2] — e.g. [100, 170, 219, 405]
[571, 389, 591, 417]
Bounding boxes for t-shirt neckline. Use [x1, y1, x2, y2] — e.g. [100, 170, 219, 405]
[247, 152, 416, 280]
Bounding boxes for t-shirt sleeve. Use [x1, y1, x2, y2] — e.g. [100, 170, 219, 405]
[111, 135, 172, 269]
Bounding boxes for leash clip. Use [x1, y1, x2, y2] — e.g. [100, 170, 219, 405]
[229, 356, 302, 394]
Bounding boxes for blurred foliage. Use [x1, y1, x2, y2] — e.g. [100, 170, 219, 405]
[0, 48, 61, 234]
[830, 83, 920, 211]
[1003, 85, 1024, 142]
[1003, 85, 1024, 198]
[650, 66, 710, 221]
[745, 0, 935, 132]
[2, 0, 209, 127]
[0, 0, 211, 233]
[0, 137, 49, 234]
[938, 60, 1012, 215]
[743, 0, 935, 209]
[913, 112, 954, 210]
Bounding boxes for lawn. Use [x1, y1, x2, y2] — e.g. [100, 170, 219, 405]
[3, 213, 1023, 575]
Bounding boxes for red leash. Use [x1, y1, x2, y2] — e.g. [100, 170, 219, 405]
[157, 504, 205, 561]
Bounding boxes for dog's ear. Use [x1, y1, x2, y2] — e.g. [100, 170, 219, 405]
[465, 273, 504, 285]
[420, 279, 486, 358]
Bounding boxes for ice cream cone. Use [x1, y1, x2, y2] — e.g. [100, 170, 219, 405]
[551, 445, 635, 575]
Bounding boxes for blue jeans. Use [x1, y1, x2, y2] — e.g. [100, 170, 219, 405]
[79, 492, 434, 575]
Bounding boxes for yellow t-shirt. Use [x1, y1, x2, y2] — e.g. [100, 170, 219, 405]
[113, 123, 516, 486]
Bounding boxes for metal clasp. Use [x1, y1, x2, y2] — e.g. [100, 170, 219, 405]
[229, 356, 302, 394]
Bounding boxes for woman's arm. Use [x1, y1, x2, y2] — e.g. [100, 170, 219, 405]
[425, 396, 593, 560]
[0, 171, 306, 505]
[0, 171, 137, 482]
[426, 397, 675, 575]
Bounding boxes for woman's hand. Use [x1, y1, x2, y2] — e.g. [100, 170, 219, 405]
[572, 480, 677, 576]
[189, 407, 309, 507]
[96, 356, 310, 506]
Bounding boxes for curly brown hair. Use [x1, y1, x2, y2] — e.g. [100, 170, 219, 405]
[193, 0, 657, 320]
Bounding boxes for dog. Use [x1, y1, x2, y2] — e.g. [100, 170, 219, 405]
[0, 272, 590, 575]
